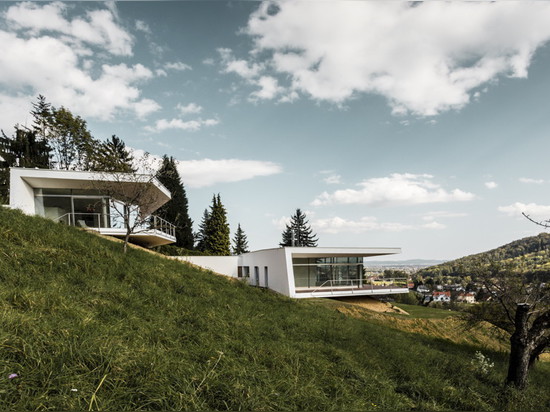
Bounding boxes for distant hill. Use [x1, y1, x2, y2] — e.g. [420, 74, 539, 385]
[418, 233, 550, 278]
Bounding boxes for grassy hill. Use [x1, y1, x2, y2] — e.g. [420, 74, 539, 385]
[1, 207, 549, 410]
[418, 233, 550, 278]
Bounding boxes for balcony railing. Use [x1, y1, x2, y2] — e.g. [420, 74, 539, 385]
[54, 212, 176, 239]
[302, 277, 409, 295]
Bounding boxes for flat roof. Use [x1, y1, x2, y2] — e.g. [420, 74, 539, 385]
[11, 167, 171, 215]
[245, 246, 401, 258]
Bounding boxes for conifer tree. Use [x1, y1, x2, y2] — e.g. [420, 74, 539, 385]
[202, 194, 231, 256]
[94, 135, 135, 173]
[195, 208, 210, 252]
[280, 208, 318, 247]
[155, 155, 194, 249]
[232, 223, 249, 255]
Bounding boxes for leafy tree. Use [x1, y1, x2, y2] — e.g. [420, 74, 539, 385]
[467, 261, 549, 389]
[155, 155, 194, 249]
[280, 208, 318, 247]
[232, 223, 249, 255]
[49, 106, 98, 170]
[198, 194, 231, 256]
[94, 135, 135, 173]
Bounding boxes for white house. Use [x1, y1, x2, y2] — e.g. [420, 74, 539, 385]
[178, 246, 409, 299]
[9, 167, 176, 247]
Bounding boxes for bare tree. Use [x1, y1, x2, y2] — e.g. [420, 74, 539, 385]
[468, 259, 549, 389]
[91, 154, 173, 253]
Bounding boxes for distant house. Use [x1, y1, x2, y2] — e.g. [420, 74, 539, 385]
[178, 247, 409, 299]
[432, 291, 451, 302]
[456, 292, 476, 304]
[416, 285, 430, 294]
[9, 167, 176, 248]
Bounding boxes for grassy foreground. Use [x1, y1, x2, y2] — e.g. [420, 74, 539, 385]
[1, 208, 549, 410]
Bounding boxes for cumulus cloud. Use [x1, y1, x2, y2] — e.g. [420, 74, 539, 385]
[145, 117, 219, 133]
[498, 202, 550, 219]
[230, 1, 550, 116]
[177, 102, 203, 115]
[519, 177, 545, 184]
[0, 3, 160, 121]
[485, 181, 498, 189]
[5, 1, 133, 56]
[312, 173, 474, 207]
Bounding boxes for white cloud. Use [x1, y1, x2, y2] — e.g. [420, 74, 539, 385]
[135, 20, 151, 34]
[312, 173, 474, 207]
[178, 158, 282, 188]
[132, 150, 283, 188]
[519, 177, 545, 184]
[0, 3, 159, 121]
[145, 117, 219, 133]
[5, 1, 133, 56]
[313, 216, 414, 234]
[164, 61, 192, 71]
[498, 202, 550, 219]
[485, 181, 498, 189]
[323, 174, 342, 185]
[250, 76, 283, 100]
[235, 1, 550, 115]
[177, 102, 203, 115]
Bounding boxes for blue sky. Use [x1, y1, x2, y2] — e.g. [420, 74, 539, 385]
[2, 1, 550, 260]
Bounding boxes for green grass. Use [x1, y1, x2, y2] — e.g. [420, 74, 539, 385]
[1, 207, 549, 410]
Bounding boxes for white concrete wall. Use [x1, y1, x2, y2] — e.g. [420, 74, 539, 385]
[175, 256, 239, 277]
[9, 169, 35, 214]
[241, 248, 291, 296]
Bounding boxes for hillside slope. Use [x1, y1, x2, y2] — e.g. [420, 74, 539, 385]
[1, 208, 549, 410]
[418, 233, 550, 277]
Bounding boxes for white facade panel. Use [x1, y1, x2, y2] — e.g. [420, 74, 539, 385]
[241, 248, 291, 296]
[176, 256, 240, 277]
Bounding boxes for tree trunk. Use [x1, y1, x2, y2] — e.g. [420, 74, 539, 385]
[506, 303, 531, 389]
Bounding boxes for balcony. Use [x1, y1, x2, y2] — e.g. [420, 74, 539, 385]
[55, 212, 176, 247]
[295, 277, 409, 298]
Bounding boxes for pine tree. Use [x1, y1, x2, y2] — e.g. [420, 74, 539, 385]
[94, 135, 135, 173]
[232, 223, 249, 255]
[155, 155, 194, 249]
[31, 95, 53, 143]
[195, 208, 210, 252]
[202, 194, 231, 256]
[280, 208, 318, 247]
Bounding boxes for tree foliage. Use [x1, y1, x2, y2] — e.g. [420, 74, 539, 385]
[232, 223, 249, 255]
[94, 135, 135, 173]
[155, 155, 194, 249]
[196, 194, 231, 256]
[280, 208, 318, 247]
[466, 261, 549, 389]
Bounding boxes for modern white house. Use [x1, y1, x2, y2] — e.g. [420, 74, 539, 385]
[178, 246, 409, 299]
[9, 167, 176, 247]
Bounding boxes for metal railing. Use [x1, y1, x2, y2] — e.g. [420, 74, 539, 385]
[308, 277, 409, 295]
[53, 212, 176, 239]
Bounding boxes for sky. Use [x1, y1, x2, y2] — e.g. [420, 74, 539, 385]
[2, 1, 550, 261]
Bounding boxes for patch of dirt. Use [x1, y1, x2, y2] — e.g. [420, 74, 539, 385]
[332, 296, 409, 315]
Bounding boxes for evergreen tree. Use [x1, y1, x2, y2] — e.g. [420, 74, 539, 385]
[94, 135, 135, 173]
[31, 95, 53, 142]
[0, 127, 51, 203]
[195, 208, 210, 252]
[232, 223, 249, 255]
[202, 194, 231, 256]
[155, 155, 194, 249]
[280, 208, 318, 247]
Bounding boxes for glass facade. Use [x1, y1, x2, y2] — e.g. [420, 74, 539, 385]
[34, 188, 113, 228]
[292, 257, 363, 289]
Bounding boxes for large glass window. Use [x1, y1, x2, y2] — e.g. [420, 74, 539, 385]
[292, 257, 364, 289]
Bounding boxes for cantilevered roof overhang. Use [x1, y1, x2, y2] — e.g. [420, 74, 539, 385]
[284, 247, 402, 258]
[10, 167, 171, 216]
